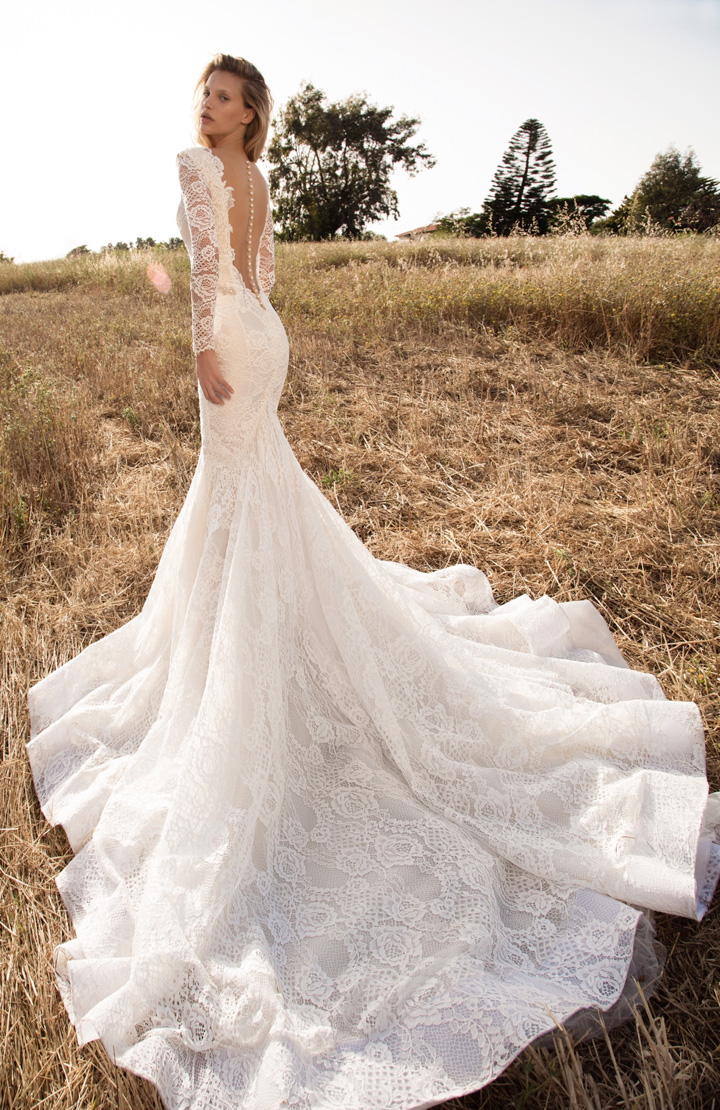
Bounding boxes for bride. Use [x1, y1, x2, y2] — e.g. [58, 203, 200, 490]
[26, 52, 720, 1110]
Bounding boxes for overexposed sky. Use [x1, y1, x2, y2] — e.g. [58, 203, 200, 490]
[2, 0, 719, 262]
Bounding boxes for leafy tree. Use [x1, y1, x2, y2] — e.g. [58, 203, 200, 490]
[676, 188, 720, 232]
[0, 250, 14, 263]
[67, 244, 91, 257]
[592, 195, 632, 235]
[598, 147, 720, 233]
[266, 82, 436, 240]
[135, 236, 157, 250]
[435, 207, 488, 237]
[479, 118, 557, 235]
[547, 194, 611, 231]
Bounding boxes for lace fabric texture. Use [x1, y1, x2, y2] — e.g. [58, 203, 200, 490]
[176, 147, 275, 353]
[26, 146, 720, 1110]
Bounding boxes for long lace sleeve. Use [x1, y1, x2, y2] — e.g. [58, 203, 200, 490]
[258, 191, 276, 295]
[176, 151, 219, 354]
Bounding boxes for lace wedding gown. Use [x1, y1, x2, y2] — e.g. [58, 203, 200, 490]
[27, 145, 720, 1110]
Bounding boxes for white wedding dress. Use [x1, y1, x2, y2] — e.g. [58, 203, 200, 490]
[27, 145, 720, 1110]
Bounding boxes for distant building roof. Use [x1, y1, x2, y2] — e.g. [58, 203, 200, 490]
[395, 222, 439, 240]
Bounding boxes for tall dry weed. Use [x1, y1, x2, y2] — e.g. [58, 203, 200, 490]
[274, 234, 720, 366]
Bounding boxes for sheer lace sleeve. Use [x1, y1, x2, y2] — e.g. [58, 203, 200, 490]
[258, 187, 276, 295]
[176, 151, 219, 354]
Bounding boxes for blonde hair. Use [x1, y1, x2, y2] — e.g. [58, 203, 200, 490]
[192, 54, 273, 163]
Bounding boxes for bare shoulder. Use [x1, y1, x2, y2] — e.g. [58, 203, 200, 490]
[210, 147, 266, 177]
[253, 161, 271, 197]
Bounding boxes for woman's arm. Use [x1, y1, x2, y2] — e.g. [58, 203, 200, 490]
[176, 152, 233, 404]
[258, 186, 276, 296]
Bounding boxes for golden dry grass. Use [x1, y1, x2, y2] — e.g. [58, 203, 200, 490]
[2, 235, 719, 1109]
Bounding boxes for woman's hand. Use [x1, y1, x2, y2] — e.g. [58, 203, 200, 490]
[196, 349, 234, 405]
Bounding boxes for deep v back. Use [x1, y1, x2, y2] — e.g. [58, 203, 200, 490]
[205, 147, 269, 306]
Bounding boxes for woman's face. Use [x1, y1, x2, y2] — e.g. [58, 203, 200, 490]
[200, 70, 255, 147]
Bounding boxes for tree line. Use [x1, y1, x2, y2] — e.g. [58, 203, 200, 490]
[439, 119, 720, 237]
[66, 237, 185, 258]
[262, 87, 719, 240]
[3, 83, 716, 264]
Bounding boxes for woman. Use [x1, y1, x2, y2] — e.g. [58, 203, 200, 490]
[26, 53, 720, 1110]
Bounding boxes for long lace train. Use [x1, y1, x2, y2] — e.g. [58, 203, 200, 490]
[27, 404, 720, 1110]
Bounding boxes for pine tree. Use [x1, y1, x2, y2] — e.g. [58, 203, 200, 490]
[481, 119, 557, 235]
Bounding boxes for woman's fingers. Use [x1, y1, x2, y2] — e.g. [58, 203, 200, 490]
[212, 379, 230, 404]
[196, 351, 234, 405]
[199, 369, 234, 404]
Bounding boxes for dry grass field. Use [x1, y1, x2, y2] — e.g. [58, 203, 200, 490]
[2, 233, 719, 1109]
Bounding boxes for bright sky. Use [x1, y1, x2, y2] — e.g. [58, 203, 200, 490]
[2, 0, 719, 262]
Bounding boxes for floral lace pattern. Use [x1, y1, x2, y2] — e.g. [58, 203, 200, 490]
[26, 147, 720, 1110]
[176, 147, 276, 354]
[258, 196, 276, 296]
[176, 151, 219, 354]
